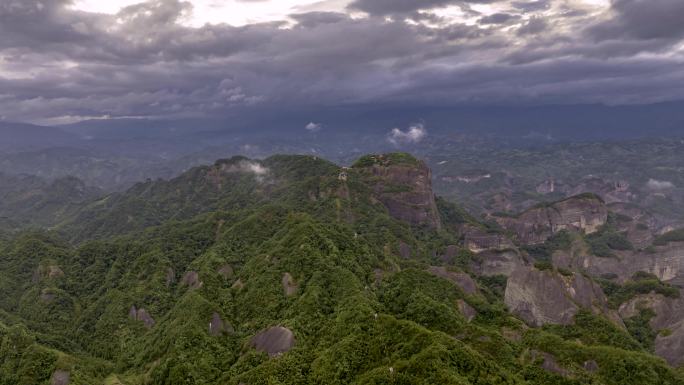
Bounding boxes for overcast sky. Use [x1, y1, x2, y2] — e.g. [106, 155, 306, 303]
[1, 0, 683, 124]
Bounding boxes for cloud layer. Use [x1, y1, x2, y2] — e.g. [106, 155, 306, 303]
[0, 0, 683, 123]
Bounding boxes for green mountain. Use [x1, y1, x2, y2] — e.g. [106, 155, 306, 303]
[0, 173, 101, 232]
[0, 154, 682, 385]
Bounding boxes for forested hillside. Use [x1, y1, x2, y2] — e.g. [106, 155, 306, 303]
[1, 154, 682, 385]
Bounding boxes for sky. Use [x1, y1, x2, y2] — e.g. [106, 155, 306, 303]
[1, 0, 683, 125]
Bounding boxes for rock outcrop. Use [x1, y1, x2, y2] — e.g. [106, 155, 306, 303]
[165, 267, 175, 287]
[462, 226, 515, 253]
[33, 264, 65, 283]
[217, 264, 234, 279]
[39, 288, 56, 303]
[536, 179, 556, 195]
[282, 273, 298, 297]
[557, 242, 684, 285]
[472, 249, 523, 277]
[505, 266, 618, 327]
[355, 154, 441, 229]
[530, 350, 569, 377]
[496, 194, 608, 244]
[656, 322, 684, 367]
[568, 177, 635, 205]
[426, 266, 479, 295]
[128, 305, 155, 329]
[457, 299, 477, 322]
[398, 241, 412, 259]
[209, 312, 233, 336]
[618, 292, 684, 366]
[608, 203, 657, 249]
[231, 279, 245, 290]
[50, 370, 70, 385]
[439, 245, 459, 264]
[181, 271, 203, 289]
[251, 326, 295, 357]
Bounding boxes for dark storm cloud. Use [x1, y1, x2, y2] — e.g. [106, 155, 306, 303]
[290, 12, 347, 27]
[478, 13, 520, 25]
[347, 0, 456, 16]
[590, 0, 684, 41]
[0, 0, 683, 123]
[347, 0, 501, 16]
[516, 17, 547, 35]
[511, 0, 550, 13]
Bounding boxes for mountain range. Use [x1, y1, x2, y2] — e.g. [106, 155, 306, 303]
[2, 152, 684, 384]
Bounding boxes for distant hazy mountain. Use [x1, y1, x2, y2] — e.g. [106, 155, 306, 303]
[0, 122, 79, 151]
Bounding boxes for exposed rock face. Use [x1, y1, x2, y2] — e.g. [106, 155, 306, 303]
[51, 370, 70, 385]
[569, 177, 635, 204]
[608, 203, 657, 249]
[472, 249, 523, 277]
[583, 360, 599, 373]
[398, 241, 411, 259]
[489, 192, 514, 213]
[217, 264, 234, 279]
[128, 305, 155, 329]
[496, 194, 608, 244]
[48, 265, 65, 279]
[560, 242, 684, 285]
[439, 245, 459, 264]
[40, 289, 56, 303]
[282, 273, 298, 297]
[618, 292, 684, 330]
[536, 179, 555, 194]
[231, 279, 245, 290]
[505, 266, 618, 327]
[462, 226, 515, 253]
[358, 156, 441, 229]
[251, 326, 295, 357]
[502, 327, 522, 342]
[457, 299, 477, 322]
[530, 350, 569, 377]
[33, 264, 65, 282]
[209, 312, 233, 336]
[426, 266, 479, 295]
[165, 267, 175, 287]
[618, 292, 684, 366]
[181, 271, 203, 289]
[656, 322, 684, 367]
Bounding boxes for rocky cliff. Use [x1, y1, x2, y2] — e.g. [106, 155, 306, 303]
[496, 194, 608, 244]
[555, 242, 684, 286]
[504, 265, 621, 327]
[618, 292, 684, 366]
[354, 153, 441, 229]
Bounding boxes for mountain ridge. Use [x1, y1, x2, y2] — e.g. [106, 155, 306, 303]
[0, 152, 683, 384]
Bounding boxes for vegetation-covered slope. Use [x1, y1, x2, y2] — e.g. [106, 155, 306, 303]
[0, 153, 682, 385]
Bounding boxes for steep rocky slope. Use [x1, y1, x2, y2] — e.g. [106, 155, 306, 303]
[554, 241, 684, 285]
[505, 265, 621, 327]
[352, 153, 442, 229]
[495, 194, 608, 244]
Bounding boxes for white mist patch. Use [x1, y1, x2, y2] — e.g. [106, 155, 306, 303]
[224, 160, 270, 182]
[646, 179, 674, 190]
[242, 161, 269, 176]
[387, 124, 427, 146]
[305, 122, 322, 132]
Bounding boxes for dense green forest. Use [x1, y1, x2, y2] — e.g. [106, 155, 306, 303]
[1, 154, 682, 384]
